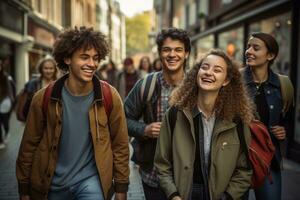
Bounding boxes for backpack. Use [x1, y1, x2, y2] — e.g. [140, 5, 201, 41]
[236, 119, 275, 189]
[277, 74, 294, 116]
[140, 72, 159, 102]
[168, 106, 275, 189]
[16, 80, 40, 122]
[42, 80, 113, 121]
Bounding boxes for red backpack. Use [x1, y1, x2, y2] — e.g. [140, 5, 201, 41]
[42, 80, 113, 121]
[237, 119, 275, 189]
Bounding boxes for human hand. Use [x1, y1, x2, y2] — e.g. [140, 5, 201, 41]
[114, 192, 127, 200]
[144, 122, 162, 138]
[270, 125, 286, 140]
[20, 195, 30, 200]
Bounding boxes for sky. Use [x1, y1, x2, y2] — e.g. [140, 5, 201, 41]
[115, 0, 153, 17]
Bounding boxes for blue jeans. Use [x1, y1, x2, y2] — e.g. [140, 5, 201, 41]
[254, 167, 281, 200]
[48, 174, 104, 200]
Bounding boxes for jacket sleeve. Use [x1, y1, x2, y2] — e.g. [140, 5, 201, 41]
[16, 89, 45, 195]
[154, 110, 179, 198]
[226, 124, 252, 199]
[109, 86, 130, 192]
[124, 79, 147, 140]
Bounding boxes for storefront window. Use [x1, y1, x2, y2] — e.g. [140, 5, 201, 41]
[249, 12, 291, 75]
[218, 27, 244, 63]
[196, 34, 214, 62]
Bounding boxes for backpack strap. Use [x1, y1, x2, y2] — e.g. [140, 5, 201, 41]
[277, 73, 294, 115]
[236, 120, 251, 169]
[100, 80, 113, 117]
[42, 82, 54, 125]
[140, 72, 158, 102]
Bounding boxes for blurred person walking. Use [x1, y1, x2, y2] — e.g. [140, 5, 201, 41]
[124, 28, 191, 200]
[0, 59, 15, 149]
[138, 56, 152, 78]
[16, 56, 57, 122]
[242, 32, 294, 200]
[117, 57, 141, 100]
[153, 58, 162, 71]
[154, 49, 254, 200]
[16, 26, 129, 200]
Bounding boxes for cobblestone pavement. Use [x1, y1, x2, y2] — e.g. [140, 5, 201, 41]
[1, 113, 299, 200]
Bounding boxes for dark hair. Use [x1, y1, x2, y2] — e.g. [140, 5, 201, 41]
[52, 26, 109, 71]
[156, 28, 191, 53]
[250, 32, 279, 67]
[37, 57, 57, 79]
[138, 56, 152, 72]
[152, 58, 162, 71]
[123, 57, 134, 66]
[108, 60, 116, 71]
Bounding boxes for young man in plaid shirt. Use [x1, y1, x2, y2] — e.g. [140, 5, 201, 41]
[124, 28, 191, 200]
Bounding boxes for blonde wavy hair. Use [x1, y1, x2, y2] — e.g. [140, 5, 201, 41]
[169, 49, 255, 124]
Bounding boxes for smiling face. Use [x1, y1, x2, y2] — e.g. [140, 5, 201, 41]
[197, 54, 230, 93]
[64, 47, 99, 84]
[160, 37, 189, 74]
[245, 36, 275, 69]
[41, 61, 56, 80]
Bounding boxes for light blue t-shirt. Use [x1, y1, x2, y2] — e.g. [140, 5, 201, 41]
[51, 86, 98, 190]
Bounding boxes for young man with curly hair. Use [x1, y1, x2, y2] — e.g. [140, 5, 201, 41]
[124, 27, 191, 200]
[16, 26, 129, 200]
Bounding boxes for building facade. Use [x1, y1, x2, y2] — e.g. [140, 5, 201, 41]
[154, 0, 300, 162]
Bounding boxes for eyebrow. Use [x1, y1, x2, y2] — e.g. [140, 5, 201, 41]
[79, 53, 99, 57]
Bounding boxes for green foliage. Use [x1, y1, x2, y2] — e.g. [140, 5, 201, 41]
[126, 12, 151, 56]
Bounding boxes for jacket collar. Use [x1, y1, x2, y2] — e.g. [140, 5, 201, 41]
[183, 107, 236, 137]
[243, 66, 280, 88]
[51, 73, 103, 101]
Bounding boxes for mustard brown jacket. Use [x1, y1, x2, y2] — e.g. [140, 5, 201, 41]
[16, 75, 129, 200]
[154, 108, 252, 200]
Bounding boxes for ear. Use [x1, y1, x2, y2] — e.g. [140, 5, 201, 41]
[222, 78, 230, 87]
[267, 52, 275, 61]
[64, 57, 71, 65]
[185, 52, 190, 59]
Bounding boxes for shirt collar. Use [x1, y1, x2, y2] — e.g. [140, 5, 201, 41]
[244, 66, 280, 88]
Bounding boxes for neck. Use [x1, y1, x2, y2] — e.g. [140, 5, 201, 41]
[250, 65, 268, 83]
[163, 69, 184, 86]
[65, 76, 93, 96]
[42, 77, 53, 87]
[197, 91, 218, 118]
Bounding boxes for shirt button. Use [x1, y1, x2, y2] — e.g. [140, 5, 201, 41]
[184, 166, 189, 170]
[270, 105, 274, 109]
[267, 90, 271, 94]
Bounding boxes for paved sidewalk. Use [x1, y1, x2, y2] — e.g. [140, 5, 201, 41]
[0, 113, 145, 200]
[1, 112, 299, 200]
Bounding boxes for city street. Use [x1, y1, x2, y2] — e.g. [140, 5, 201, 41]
[0, 112, 299, 200]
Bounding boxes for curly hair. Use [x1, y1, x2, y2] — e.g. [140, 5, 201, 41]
[52, 26, 109, 71]
[156, 27, 191, 53]
[169, 49, 255, 124]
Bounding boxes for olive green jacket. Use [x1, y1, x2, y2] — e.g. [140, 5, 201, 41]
[154, 108, 252, 200]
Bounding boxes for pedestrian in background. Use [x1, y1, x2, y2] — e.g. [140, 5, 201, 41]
[124, 27, 191, 200]
[242, 32, 294, 200]
[153, 58, 162, 71]
[16, 56, 57, 122]
[0, 59, 15, 149]
[106, 60, 119, 88]
[117, 57, 141, 100]
[16, 26, 129, 200]
[154, 49, 254, 200]
[138, 56, 152, 77]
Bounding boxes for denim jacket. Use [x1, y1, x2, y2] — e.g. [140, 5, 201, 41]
[124, 71, 162, 171]
[241, 66, 291, 163]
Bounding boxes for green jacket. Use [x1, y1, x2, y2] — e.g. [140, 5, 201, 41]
[154, 108, 252, 200]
